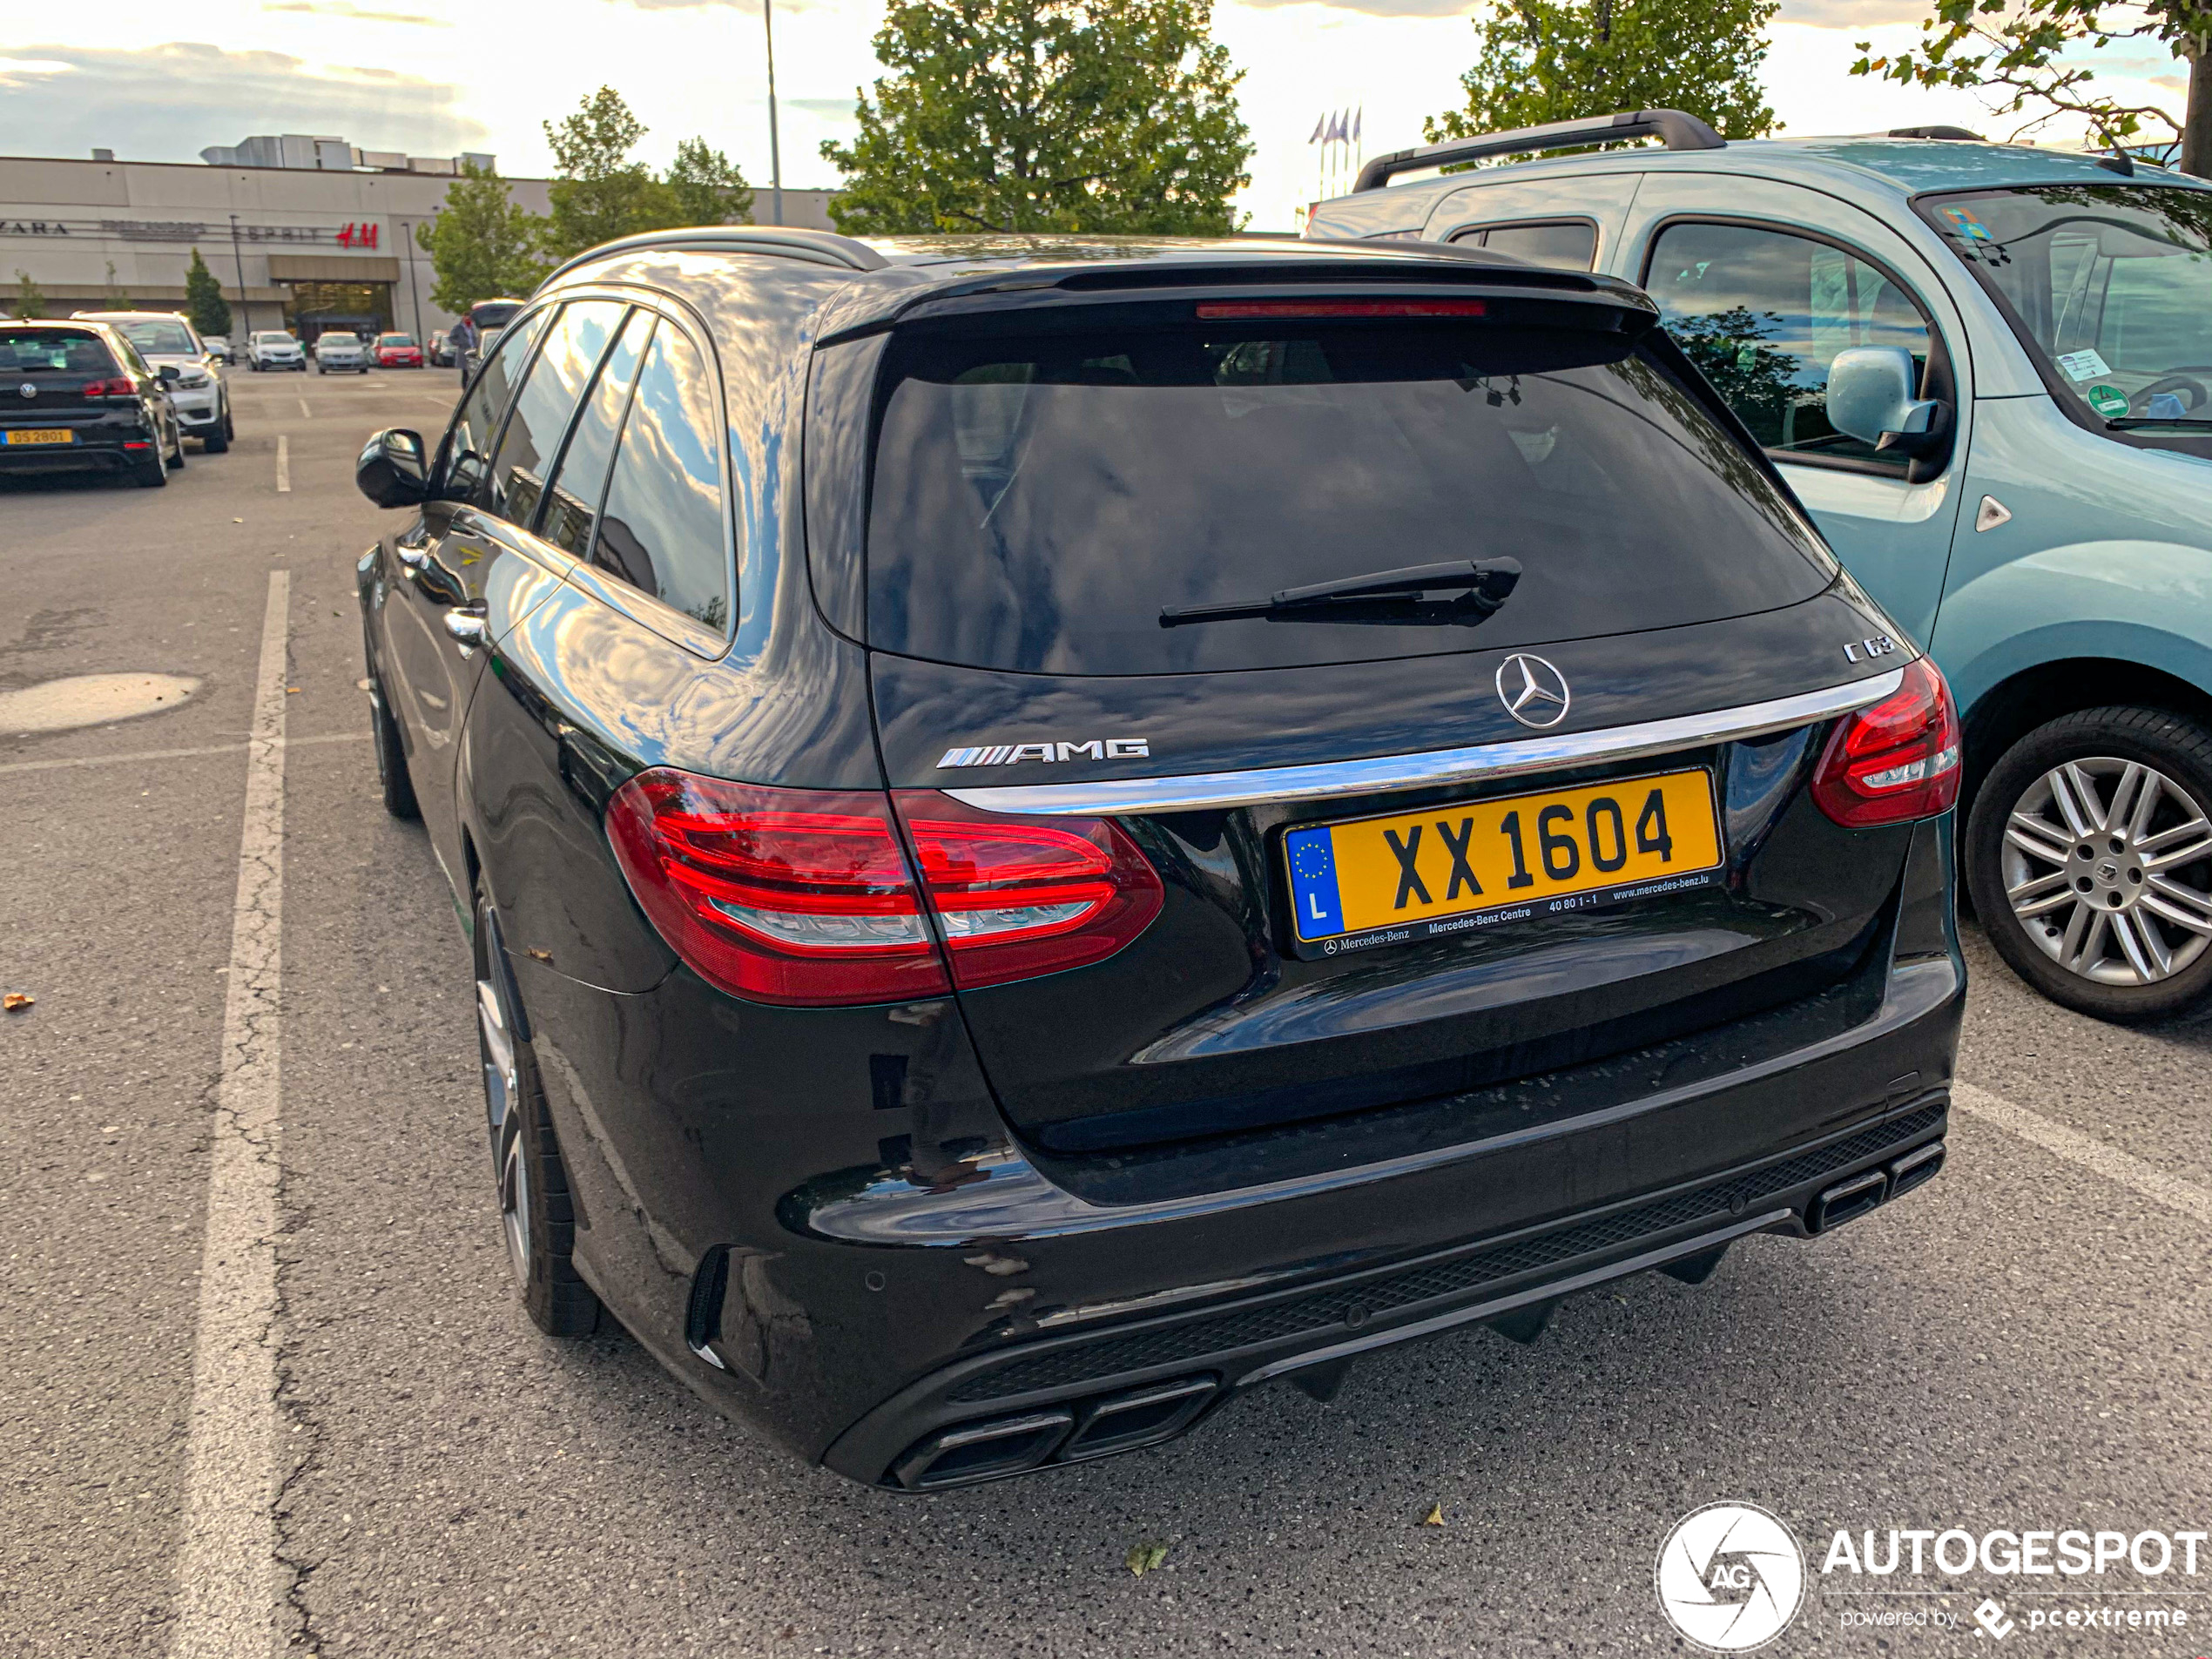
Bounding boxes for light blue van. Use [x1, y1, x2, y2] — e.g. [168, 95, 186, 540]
[1308, 112, 2212, 1022]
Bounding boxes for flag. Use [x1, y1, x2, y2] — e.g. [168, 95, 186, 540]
[1309, 113, 1325, 143]
[1352, 106, 1362, 144]
[1326, 110, 1346, 144]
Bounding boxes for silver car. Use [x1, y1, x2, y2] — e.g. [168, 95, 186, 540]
[313, 333, 368, 374]
[71, 310, 232, 455]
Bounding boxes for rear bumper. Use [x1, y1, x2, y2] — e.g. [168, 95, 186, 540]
[0, 436, 139, 472]
[516, 816, 1963, 1486]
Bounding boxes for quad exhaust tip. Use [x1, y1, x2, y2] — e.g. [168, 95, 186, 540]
[888, 1375, 1218, 1490]
[1809, 1139, 1945, 1233]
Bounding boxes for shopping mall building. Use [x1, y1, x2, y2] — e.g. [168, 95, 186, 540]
[1, 138, 839, 343]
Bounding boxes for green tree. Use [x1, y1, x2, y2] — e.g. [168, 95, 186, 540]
[1426, 0, 1779, 153]
[102, 259, 132, 308]
[419, 164, 549, 314]
[184, 248, 232, 338]
[664, 137, 756, 226]
[821, 0, 1254, 234]
[1851, 2, 2212, 178]
[10, 269, 44, 320]
[543, 85, 681, 258]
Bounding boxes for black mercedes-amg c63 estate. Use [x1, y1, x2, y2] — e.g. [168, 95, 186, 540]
[354, 228, 1963, 1490]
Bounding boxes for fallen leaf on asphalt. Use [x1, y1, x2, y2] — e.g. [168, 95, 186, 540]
[3, 993, 32, 1012]
[1422, 1503, 1445, 1527]
[287, 687, 300, 694]
[527, 948, 552, 961]
[1126, 1541, 1170, 1576]
[232, 517, 244, 523]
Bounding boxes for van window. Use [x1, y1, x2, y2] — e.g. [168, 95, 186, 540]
[1453, 220, 1598, 271]
[538, 308, 654, 554]
[865, 319, 1834, 675]
[440, 306, 550, 502]
[1644, 221, 1935, 472]
[486, 301, 625, 523]
[590, 325, 730, 631]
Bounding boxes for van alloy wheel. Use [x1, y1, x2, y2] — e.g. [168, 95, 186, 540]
[2001, 756, 2212, 987]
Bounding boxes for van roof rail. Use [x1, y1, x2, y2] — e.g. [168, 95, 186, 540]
[1352, 108, 1724, 193]
[541, 226, 888, 287]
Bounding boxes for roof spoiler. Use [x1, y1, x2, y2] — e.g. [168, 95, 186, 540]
[540, 225, 887, 288]
[1352, 108, 1724, 193]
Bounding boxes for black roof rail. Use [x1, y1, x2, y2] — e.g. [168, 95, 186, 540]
[540, 226, 888, 288]
[1352, 108, 1724, 193]
[1888, 125, 1984, 140]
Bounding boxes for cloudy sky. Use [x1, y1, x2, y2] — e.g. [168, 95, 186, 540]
[0, 0, 2190, 230]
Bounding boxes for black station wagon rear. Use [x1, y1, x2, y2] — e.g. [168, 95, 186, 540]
[354, 227, 1964, 1489]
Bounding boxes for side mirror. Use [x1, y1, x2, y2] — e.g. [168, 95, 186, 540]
[356, 428, 428, 509]
[158, 364, 181, 384]
[1827, 347, 1946, 455]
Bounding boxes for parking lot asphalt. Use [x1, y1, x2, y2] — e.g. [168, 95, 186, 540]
[3, 363, 2208, 1658]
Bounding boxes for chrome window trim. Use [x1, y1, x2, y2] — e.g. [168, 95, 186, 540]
[942, 667, 1906, 816]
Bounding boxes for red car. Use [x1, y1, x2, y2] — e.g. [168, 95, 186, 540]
[373, 332, 424, 368]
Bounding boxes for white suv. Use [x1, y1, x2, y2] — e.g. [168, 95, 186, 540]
[72, 309, 232, 455]
[249, 331, 305, 372]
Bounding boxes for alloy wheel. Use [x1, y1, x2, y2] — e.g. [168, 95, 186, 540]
[2001, 755, 2212, 986]
[477, 975, 529, 1284]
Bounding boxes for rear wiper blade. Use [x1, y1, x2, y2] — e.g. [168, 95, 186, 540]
[1160, 558, 1521, 627]
[2105, 416, 2212, 430]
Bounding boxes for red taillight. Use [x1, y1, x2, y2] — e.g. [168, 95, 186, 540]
[1811, 657, 1961, 827]
[1193, 299, 1487, 320]
[80, 377, 133, 398]
[894, 792, 1164, 989]
[605, 772, 1163, 1005]
[606, 771, 948, 1007]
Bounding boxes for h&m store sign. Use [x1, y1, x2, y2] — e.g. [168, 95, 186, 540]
[0, 218, 383, 246]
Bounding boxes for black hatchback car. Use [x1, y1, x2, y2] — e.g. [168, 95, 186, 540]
[355, 228, 1964, 1490]
[0, 320, 187, 485]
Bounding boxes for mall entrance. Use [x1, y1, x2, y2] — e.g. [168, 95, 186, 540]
[282, 279, 395, 343]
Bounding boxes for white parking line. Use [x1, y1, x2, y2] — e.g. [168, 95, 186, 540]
[1953, 1080, 2212, 1224]
[275, 435, 289, 494]
[168, 570, 289, 1659]
[0, 732, 364, 778]
[296, 399, 310, 419]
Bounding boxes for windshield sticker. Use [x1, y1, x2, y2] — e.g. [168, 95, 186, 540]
[1940, 205, 1995, 243]
[2055, 347, 2113, 381]
[2086, 383, 2130, 419]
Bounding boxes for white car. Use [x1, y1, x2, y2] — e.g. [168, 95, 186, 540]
[202, 334, 233, 364]
[313, 334, 368, 374]
[71, 309, 233, 455]
[248, 331, 305, 372]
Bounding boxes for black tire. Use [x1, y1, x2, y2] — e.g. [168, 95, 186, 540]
[166, 424, 185, 469]
[223, 407, 235, 441]
[475, 882, 602, 1339]
[132, 447, 168, 488]
[368, 669, 418, 819]
[1966, 705, 2212, 1022]
[201, 411, 229, 455]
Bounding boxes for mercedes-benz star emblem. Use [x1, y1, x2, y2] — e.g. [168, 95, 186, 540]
[1496, 653, 1571, 729]
[17, 383, 35, 400]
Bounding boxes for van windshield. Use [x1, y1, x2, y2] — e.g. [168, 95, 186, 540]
[1919, 185, 2212, 428]
[865, 320, 1836, 675]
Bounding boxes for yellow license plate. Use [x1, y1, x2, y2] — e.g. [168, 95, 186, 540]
[3, 429, 73, 445]
[1284, 768, 1723, 954]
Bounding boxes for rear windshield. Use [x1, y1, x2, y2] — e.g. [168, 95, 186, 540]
[117, 320, 196, 355]
[865, 319, 1835, 674]
[0, 329, 118, 374]
[473, 303, 523, 328]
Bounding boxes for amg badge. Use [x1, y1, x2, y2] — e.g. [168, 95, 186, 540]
[937, 738, 1152, 768]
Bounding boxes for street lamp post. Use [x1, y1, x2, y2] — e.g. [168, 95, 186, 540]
[397, 217, 426, 343]
[764, 0, 784, 226]
[228, 212, 248, 334]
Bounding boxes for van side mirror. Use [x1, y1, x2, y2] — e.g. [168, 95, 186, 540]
[1828, 347, 1946, 456]
[356, 428, 428, 509]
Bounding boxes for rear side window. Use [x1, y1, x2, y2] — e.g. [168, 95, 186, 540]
[0, 330, 117, 374]
[590, 326, 729, 631]
[864, 318, 1834, 675]
[1453, 220, 1598, 271]
[442, 306, 551, 502]
[488, 300, 627, 524]
[538, 308, 655, 554]
[1644, 222, 1935, 472]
